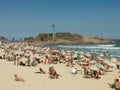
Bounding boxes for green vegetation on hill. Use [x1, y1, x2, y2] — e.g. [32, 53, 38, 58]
[24, 32, 83, 42]
[35, 33, 53, 41]
[55, 32, 83, 41]
[0, 36, 5, 41]
[24, 32, 114, 44]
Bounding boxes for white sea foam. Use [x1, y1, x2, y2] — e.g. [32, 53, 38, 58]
[57, 44, 120, 50]
[57, 44, 120, 58]
[97, 44, 115, 47]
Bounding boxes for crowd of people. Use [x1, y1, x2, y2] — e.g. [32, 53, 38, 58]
[0, 42, 120, 81]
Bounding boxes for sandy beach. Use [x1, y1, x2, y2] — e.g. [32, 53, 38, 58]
[0, 59, 119, 90]
[0, 0, 120, 89]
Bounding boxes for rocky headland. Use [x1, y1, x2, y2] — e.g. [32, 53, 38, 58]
[23, 32, 115, 46]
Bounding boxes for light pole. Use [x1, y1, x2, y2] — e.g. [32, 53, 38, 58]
[52, 24, 55, 41]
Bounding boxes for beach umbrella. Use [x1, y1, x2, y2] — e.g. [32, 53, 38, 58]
[15, 50, 24, 55]
[108, 63, 116, 68]
[79, 55, 84, 58]
[99, 54, 104, 57]
[86, 53, 91, 57]
[51, 49, 59, 53]
[97, 57, 104, 61]
[83, 57, 90, 61]
[77, 53, 81, 57]
[34, 53, 40, 58]
[90, 60, 96, 64]
[90, 66, 99, 71]
[25, 52, 31, 56]
[103, 59, 110, 64]
[73, 53, 77, 58]
[40, 55, 46, 59]
[44, 53, 50, 57]
[73, 59, 78, 63]
[97, 64, 105, 69]
[78, 62, 87, 65]
[66, 50, 71, 53]
[20, 57, 28, 63]
[74, 51, 81, 56]
[50, 55, 59, 58]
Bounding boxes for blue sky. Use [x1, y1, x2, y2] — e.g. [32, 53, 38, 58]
[0, 0, 120, 40]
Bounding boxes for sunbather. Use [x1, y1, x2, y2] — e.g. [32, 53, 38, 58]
[48, 66, 60, 79]
[14, 74, 25, 82]
[39, 68, 46, 74]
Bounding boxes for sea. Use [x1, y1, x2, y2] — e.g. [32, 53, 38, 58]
[51, 44, 120, 59]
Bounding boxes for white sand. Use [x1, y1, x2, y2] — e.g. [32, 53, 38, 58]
[0, 59, 119, 90]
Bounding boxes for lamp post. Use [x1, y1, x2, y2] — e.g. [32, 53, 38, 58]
[52, 24, 55, 41]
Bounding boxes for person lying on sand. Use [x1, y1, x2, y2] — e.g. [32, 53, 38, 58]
[48, 66, 60, 79]
[71, 68, 82, 75]
[39, 68, 46, 74]
[14, 74, 25, 82]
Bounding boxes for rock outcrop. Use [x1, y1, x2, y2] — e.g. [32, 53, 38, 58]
[24, 32, 114, 45]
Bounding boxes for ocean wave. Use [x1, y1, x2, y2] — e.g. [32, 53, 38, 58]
[57, 45, 120, 59]
[97, 44, 115, 47]
[57, 45, 120, 50]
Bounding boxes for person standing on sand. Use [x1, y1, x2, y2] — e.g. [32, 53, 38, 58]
[66, 54, 74, 67]
[114, 79, 120, 90]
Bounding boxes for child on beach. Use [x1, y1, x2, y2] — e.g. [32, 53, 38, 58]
[114, 79, 120, 90]
[109, 79, 120, 90]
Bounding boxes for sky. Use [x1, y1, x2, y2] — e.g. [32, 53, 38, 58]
[0, 0, 120, 40]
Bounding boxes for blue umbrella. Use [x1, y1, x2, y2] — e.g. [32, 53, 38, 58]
[90, 65, 99, 71]
[78, 62, 87, 65]
[97, 64, 105, 69]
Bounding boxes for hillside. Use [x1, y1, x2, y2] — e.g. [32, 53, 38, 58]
[24, 32, 114, 45]
[0, 36, 5, 41]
